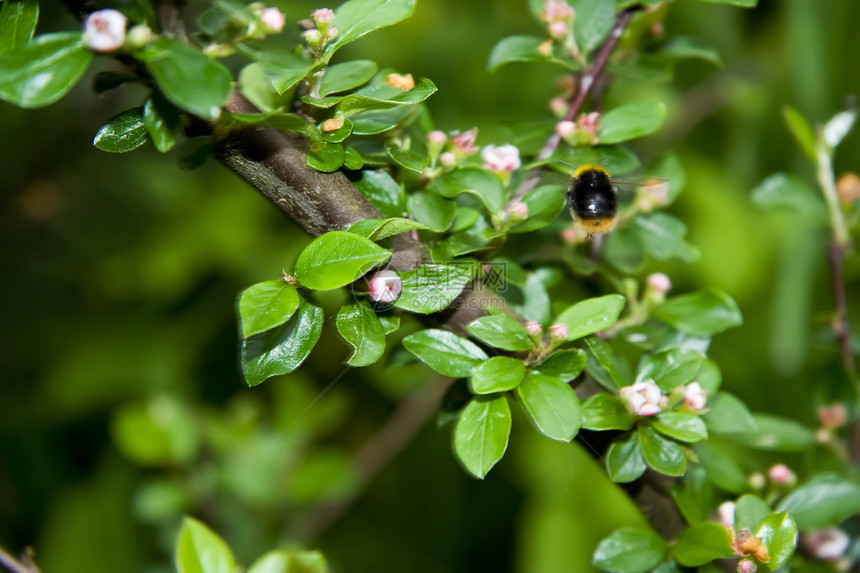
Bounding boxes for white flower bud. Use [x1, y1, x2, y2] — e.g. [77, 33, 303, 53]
[683, 382, 707, 410]
[481, 144, 521, 173]
[84, 9, 128, 53]
[619, 380, 663, 416]
[717, 500, 735, 527]
[260, 7, 285, 33]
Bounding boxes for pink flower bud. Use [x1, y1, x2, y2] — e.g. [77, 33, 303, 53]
[439, 151, 457, 168]
[548, 323, 568, 341]
[540, 0, 574, 22]
[620, 380, 663, 416]
[451, 128, 478, 155]
[717, 501, 736, 527]
[84, 9, 128, 53]
[427, 130, 447, 145]
[767, 463, 795, 485]
[683, 382, 707, 410]
[736, 558, 756, 573]
[312, 8, 335, 24]
[508, 202, 529, 221]
[325, 26, 338, 40]
[260, 7, 285, 33]
[804, 529, 850, 561]
[368, 270, 402, 303]
[548, 21, 568, 39]
[481, 144, 521, 173]
[818, 403, 848, 429]
[555, 120, 576, 138]
[549, 97, 568, 117]
[525, 321, 543, 336]
[647, 272, 672, 294]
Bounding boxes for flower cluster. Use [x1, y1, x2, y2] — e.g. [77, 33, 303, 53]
[556, 112, 601, 146]
[302, 8, 338, 57]
[620, 379, 708, 417]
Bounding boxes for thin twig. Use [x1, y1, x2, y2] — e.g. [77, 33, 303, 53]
[510, 7, 639, 203]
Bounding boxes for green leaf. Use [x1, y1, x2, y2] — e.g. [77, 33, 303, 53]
[698, 0, 757, 6]
[238, 280, 301, 339]
[782, 105, 817, 161]
[347, 217, 428, 240]
[111, 397, 197, 466]
[658, 36, 722, 67]
[453, 395, 511, 479]
[0, 32, 93, 108]
[823, 109, 856, 149]
[702, 392, 756, 434]
[633, 213, 700, 264]
[573, 0, 616, 52]
[0, 0, 38, 55]
[466, 314, 534, 351]
[694, 442, 749, 493]
[653, 412, 707, 443]
[294, 231, 391, 290]
[515, 373, 581, 442]
[324, 0, 417, 59]
[556, 294, 626, 341]
[606, 431, 646, 482]
[237, 62, 284, 113]
[138, 37, 232, 121]
[777, 474, 860, 530]
[487, 35, 578, 72]
[144, 96, 179, 153]
[639, 425, 686, 476]
[344, 147, 364, 170]
[598, 102, 666, 145]
[584, 336, 629, 390]
[407, 190, 456, 232]
[532, 349, 587, 382]
[652, 288, 743, 336]
[351, 106, 414, 135]
[635, 348, 705, 392]
[671, 522, 733, 567]
[319, 59, 378, 96]
[307, 141, 345, 172]
[403, 329, 487, 377]
[320, 119, 353, 143]
[751, 172, 828, 222]
[241, 303, 324, 387]
[304, 78, 437, 116]
[510, 184, 566, 233]
[592, 527, 667, 573]
[734, 494, 772, 532]
[249, 50, 317, 95]
[247, 550, 329, 573]
[175, 516, 236, 573]
[671, 467, 713, 524]
[355, 170, 405, 217]
[730, 414, 815, 451]
[582, 393, 634, 431]
[384, 140, 430, 172]
[336, 301, 385, 366]
[93, 107, 148, 153]
[430, 167, 507, 214]
[755, 511, 797, 571]
[394, 263, 473, 314]
[378, 315, 400, 335]
[470, 356, 526, 394]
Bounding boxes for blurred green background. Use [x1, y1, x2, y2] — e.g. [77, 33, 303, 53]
[1, 0, 859, 571]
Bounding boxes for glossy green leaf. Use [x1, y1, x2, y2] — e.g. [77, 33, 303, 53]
[639, 425, 686, 476]
[307, 141, 345, 172]
[407, 190, 456, 232]
[320, 119, 353, 143]
[343, 147, 364, 170]
[515, 373, 581, 442]
[532, 349, 587, 382]
[144, 96, 179, 153]
[240, 303, 324, 387]
[510, 184, 567, 233]
[430, 167, 506, 214]
[487, 34, 578, 72]
[403, 329, 487, 377]
[470, 356, 526, 394]
[319, 60, 378, 96]
[294, 231, 391, 290]
[378, 315, 400, 335]
[324, 0, 417, 58]
[734, 494, 772, 532]
[350, 106, 414, 135]
[777, 474, 860, 530]
[247, 549, 328, 573]
[394, 263, 473, 313]
[238, 280, 301, 339]
[466, 314, 534, 351]
[731, 414, 814, 451]
[138, 38, 232, 121]
[653, 412, 708, 443]
[247, 50, 317, 95]
[336, 301, 385, 366]
[556, 295, 626, 341]
[384, 140, 430, 172]
[652, 289, 742, 336]
[582, 393, 634, 431]
[782, 105, 817, 161]
[606, 431, 646, 483]
[0, 32, 92, 108]
[237, 62, 284, 113]
[635, 348, 705, 392]
[751, 172, 828, 222]
[671, 522, 733, 566]
[347, 217, 428, 240]
[574, 0, 616, 52]
[93, 107, 148, 153]
[592, 527, 667, 573]
[584, 336, 629, 389]
[303, 78, 437, 115]
[175, 517, 235, 573]
[598, 102, 666, 145]
[658, 36, 722, 67]
[454, 395, 511, 479]
[755, 511, 797, 571]
[355, 169, 405, 217]
[702, 392, 756, 434]
[0, 0, 38, 54]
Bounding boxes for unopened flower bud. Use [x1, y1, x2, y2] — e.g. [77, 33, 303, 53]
[837, 172, 860, 204]
[549, 323, 569, 341]
[767, 463, 796, 486]
[748, 472, 766, 491]
[717, 500, 736, 527]
[549, 97, 568, 117]
[555, 120, 576, 138]
[620, 380, 663, 416]
[647, 272, 672, 294]
[683, 382, 708, 411]
[84, 9, 128, 53]
[125, 24, 155, 49]
[508, 202, 529, 222]
[818, 403, 848, 429]
[325, 26, 338, 41]
[451, 128, 478, 156]
[548, 21, 568, 39]
[804, 528, 850, 561]
[427, 130, 447, 145]
[439, 151, 457, 168]
[536, 39, 553, 57]
[321, 117, 344, 132]
[368, 270, 401, 303]
[540, 0, 574, 22]
[303, 29, 323, 46]
[385, 73, 414, 91]
[736, 558, 757, 573]
[482, 144, 521, 173]
[260, 7, 285, 33]
[525, 321, 543, 336]
[312, 8, 335, 24]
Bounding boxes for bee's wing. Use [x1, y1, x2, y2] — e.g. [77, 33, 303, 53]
[611, 176, 669, 190]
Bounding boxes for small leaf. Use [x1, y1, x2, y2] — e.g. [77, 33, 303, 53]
[403, 329, 487, 377]
[658, 36, 722, 67]
[336, 301, 385, 366]
[653, 412, 708, 443]
[319, 59, 378, 96]
[584, 336, 629, 389]
[453, 395, 511, 479]
[532, 349, 587, 382]
[606, 431, 646, 483]
[598, 102, 666, 145]
[635, 347, 705, 392]
[592, 527, 667, 573]
[515, 373, 581, 442]
[175, 517, 235, 573]
[394, 263, 473, 314]
[776, 474, 860, 530]
[671, 522, 733, 567]
[639, 425, 686, 476]
[307, 141, 345, 172]
[755, 511, 797, 571]
[782, 105, 817, 161]
[247, 550, 329, 573]
[0, 32, 93, 108]
[0, 0, 39, 55]
[510, 184, 566, 233]
[730, 414, 814, 451]
[294, 231, 391, 290]
[347, 217, 428, 240]
[144, 95, 179, 153]
[652, 289, 742, 336]
[633, 213, 700, 264]
[407, 190, 456, 232]
[470, 356, 526, 394]
[555, 294, 626, 341]
[702, 392, 756, 434]
[245, 49, 317, 95]
[430, 167, 506, 214]
[751, 172, 827, 222]
[351, 106, 414, 135]
[138, 37, 233, 121]
[241, 303, 324, 387]
[573, 0, 615, 52]
[466, 314, 534, 351]
[324, 0, 417, 59]
[582, 393, 634, 431]
[384, 140, 430, 172]
[355, 169, 405, 217]
[238, 280, 301, 339]
[734, 494, 772, 532]
[304, 78, 437, 116]
[694, 442, 749, 493]
[93, 107, 148, 153]
[487, 34, 578, 72]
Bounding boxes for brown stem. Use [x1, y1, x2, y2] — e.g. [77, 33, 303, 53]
[510, 7, 639, 203]
[154, 0, 189, 42]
